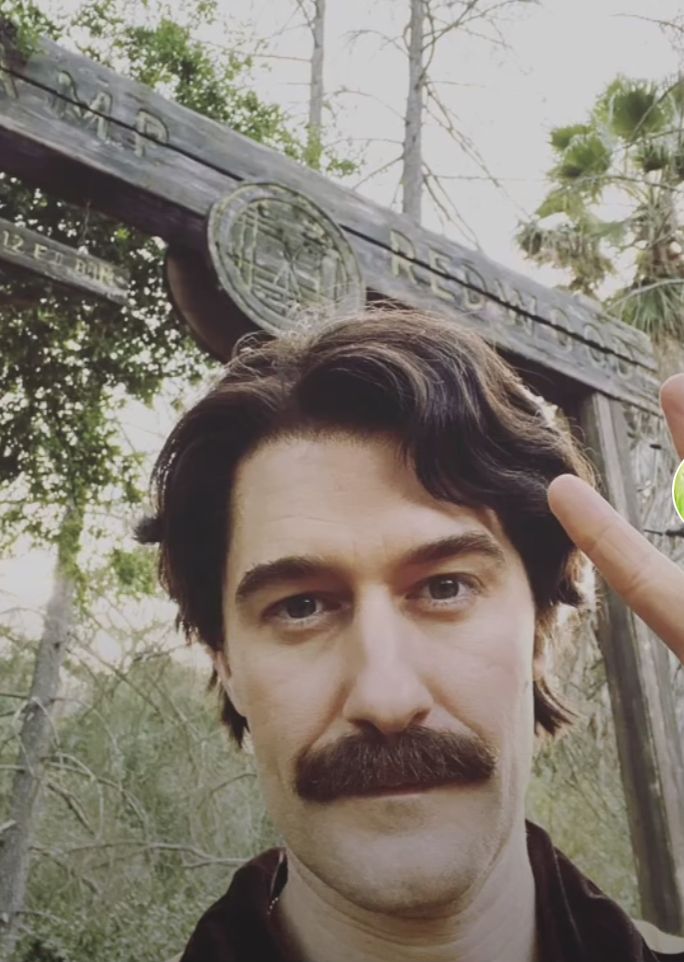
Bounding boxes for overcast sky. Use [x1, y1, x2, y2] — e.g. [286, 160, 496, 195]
[231, 0, 683, 275]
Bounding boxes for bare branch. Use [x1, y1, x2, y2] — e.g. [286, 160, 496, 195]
[423, 164, 480, 247]
[291, 0, 315, 31]
[50, 838, 249, 869]
[343, 27, 405, 56]
[611, 277, 684, 306]
[29, 845, 101, 896]
[45, 779, 96, 837]
[333, 87, 406, 122]
[353, 153, 403, 190]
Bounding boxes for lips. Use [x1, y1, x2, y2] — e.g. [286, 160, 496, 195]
[356, 782, 439, 798]
[367, 787, 425, 797]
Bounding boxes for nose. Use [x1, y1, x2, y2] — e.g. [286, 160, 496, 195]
[341, 591, 434, 735]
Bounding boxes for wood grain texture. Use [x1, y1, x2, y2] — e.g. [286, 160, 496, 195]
[0, 33, 661, 412]
[164, 246, 254, 360]
[0, 216, 129, 303]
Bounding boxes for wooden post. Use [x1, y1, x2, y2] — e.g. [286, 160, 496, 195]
[577, 391, 684, 933]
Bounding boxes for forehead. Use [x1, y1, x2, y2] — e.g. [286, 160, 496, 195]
[227, 433, 514, 569]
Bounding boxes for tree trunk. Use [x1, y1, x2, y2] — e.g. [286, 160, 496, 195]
[402, 0, 424, 223]
[306, 0, 326, 170]
[0, 506, 80, 957]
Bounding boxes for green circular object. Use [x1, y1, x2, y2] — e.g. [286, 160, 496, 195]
[672, 458, 684, 522]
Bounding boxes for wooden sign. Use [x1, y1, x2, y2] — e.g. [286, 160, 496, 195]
[0, 34, 660, 413]
[0, 216, 129, 303]
[207, 182, 365, 335]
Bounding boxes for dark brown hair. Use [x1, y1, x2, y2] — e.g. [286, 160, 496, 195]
[138, 306, 598, 746]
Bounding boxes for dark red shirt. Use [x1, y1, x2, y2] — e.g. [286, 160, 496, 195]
[179, 821, 684, 962]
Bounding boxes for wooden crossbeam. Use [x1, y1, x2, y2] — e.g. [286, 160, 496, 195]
[0, 35, 660, 413]
[0, 216, 129, 303]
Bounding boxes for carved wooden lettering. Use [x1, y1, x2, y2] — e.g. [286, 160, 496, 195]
[490, 278, 535, 336]
[427, 247, 455, 302]
[134, 109, 168, 157]
[1, 226, 22, 252]
[453, 262, 487, 311]
[612, 332, 638, 379]
[379, 225, 648, 398]
[207, 183, 364, 335]
[53, 70, 112, 141]
[13, 62, 169, 157]
[390, 229, 418, 285]
[0, 30, 661, 413]
[0, 217, 129, 303]
[583, 320, 608, 366]
[548, 306, 574, 351]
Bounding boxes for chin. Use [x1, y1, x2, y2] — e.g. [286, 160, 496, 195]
[294, 797, 497, 915]
[323, 837, 485, 916]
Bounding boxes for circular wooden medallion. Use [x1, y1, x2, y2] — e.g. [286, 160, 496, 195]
[206, 182, 365, 336]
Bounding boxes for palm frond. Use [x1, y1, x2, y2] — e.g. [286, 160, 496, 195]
[593, 77, 671, 141]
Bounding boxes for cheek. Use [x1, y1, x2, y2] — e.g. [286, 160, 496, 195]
[241, 651, 340, 824]
[237, 646, 333, 759]
[431, 603, 536, 742]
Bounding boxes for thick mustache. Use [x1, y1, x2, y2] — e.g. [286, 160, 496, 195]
[294, 725, 497, 803]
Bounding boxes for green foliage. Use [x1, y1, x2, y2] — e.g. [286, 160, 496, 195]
[593, 78, 669, 141]
[552, 132, 612, 187]
[69, 0, 357, 176]
[0, 0, 356, 556]
[74, 7, 302, 157]
[534, 186, 587, 220]
[526, 605, 639, 917]
[107, 547, 159, 598]
[517, 74, 684, 339]
[0, 0, 60, 58]
[0, 640, 278, 962]
[635, 141, 670, 174]
[549, 124, 592, 153]
[517, 217, 616, 294]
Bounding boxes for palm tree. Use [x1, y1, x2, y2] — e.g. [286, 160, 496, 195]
[518, 76, 684, 345]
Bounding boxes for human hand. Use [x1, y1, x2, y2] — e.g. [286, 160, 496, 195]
[546, 374, 684, 666]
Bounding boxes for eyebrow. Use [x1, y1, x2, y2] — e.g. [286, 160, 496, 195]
[234, 531, 507, 607]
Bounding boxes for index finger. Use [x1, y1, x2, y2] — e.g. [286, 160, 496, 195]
[660, 372, 684, 462]
[547, 474, 684, 663]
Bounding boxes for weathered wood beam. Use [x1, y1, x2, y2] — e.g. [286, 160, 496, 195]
[0, 216, 129, 303]
[0, 34, 661, 413]
[577, 391, 684, 933]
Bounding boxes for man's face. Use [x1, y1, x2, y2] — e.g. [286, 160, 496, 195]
[220, 433, 539, 914]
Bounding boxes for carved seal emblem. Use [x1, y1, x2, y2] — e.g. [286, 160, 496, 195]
[207, 182, 365, 336]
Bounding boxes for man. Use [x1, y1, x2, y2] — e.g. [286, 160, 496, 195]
[140, 308, 684, 961]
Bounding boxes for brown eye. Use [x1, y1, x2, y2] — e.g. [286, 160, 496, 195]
[409, 574, 480, 607]
[427, 576, 463, 600]
[265, 593, 341, 630]
[282, 595, 319, 619]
